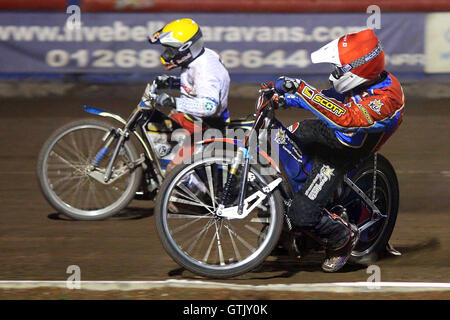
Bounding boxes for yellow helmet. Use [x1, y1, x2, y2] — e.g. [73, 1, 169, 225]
[149, 18, 204, 70]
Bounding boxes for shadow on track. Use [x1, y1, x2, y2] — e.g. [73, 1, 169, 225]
[246, 254, 367, 280]
[165, 251, 368, 281]
[47, 206, 154, 221]
[381, 237, 440, 260]
[163, 239, 442, 280]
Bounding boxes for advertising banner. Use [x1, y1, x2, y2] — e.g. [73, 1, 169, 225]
[425, 13, 450, 73]
[0, 12, 425, 78]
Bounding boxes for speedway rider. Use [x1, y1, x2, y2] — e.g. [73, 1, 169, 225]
[273, 29, 405, 272]
[148, 18, 231, 135]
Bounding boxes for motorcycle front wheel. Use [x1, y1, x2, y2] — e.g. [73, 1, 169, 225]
[154, 154, 284, 279]
[37, 119, 143, 220]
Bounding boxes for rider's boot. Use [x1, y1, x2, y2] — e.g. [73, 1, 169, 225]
[313, 209, 360, 272]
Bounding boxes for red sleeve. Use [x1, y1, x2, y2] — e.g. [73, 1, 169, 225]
[287, 80, 404, 132]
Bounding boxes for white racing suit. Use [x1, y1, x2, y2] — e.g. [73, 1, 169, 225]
[161, 48, 231, 170]
[170, 48, 231, 133]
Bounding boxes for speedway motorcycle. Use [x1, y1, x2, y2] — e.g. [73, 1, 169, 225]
[154, 84, 400, 278]
[36, 80, 252, 220]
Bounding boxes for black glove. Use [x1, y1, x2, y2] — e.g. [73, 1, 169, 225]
[156, 93, 176, 108]
[155, 75, 180, 89]
[270, 94, 287, 109]
[278, 94, 287, 108]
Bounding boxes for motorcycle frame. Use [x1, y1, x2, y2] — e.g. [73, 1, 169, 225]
[197, 88, 385, 232]
[82, 81, 174, 189]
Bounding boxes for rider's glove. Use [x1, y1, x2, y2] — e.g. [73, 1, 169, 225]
[275, 76, 300, 94]
[271, 94, 287, 109]
[157, 93, 176, 108]
[155, 75, 180, 89]
[278, 94, 287, 108]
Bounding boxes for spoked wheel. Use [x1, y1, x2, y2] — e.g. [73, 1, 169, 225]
[342, 154, 399, 265]
[37, 119, 142, 220]
[155, 155, 284, 279]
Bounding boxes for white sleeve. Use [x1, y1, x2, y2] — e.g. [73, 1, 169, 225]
[175, 96, 219, 117]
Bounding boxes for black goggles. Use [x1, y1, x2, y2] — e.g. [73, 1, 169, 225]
[161, 46, 179, 62]
[331, 65, 345, 79]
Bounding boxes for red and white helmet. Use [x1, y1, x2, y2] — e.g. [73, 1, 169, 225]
[311, 29, 385, 93]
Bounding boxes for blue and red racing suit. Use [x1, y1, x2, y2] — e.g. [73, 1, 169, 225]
[279, 71, 405, 249]
[283, 71, 405, 152]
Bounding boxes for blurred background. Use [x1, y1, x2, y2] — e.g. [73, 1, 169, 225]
[0, 1, 449, 297]
[0, 0, 449, 93]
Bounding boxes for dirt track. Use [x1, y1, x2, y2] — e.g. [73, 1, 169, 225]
[0, 83, 449, 299]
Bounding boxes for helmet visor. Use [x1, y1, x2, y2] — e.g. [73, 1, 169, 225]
[161, 46, 179, 63]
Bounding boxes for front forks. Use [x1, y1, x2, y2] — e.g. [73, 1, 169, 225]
[218, 147, 282, 219]
[90, 127, 130, 183]
[96, 107, 142, 183]
[103, 129, 129, 182]
[220, 148, 248, 213]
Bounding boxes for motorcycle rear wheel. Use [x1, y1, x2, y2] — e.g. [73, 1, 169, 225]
[344, 154, 400, 265]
